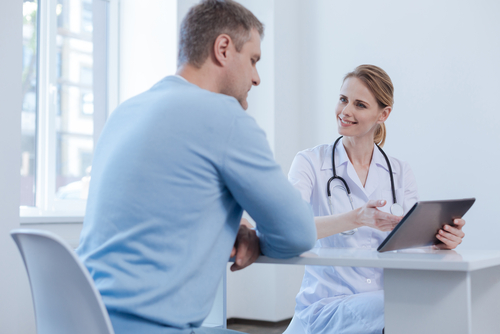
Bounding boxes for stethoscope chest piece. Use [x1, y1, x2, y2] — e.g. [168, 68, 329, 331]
[390, 203, 404, 217]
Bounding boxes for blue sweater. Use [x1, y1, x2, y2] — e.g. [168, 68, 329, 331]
[76, 76, 316, 333]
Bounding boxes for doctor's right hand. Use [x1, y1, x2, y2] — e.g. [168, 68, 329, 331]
[354, 200, 402, 232]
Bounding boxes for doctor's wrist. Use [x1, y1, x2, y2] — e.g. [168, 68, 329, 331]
[349, 208, 364, 228]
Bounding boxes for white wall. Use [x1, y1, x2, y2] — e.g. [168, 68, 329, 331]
[119, 0, 178, 102]
[241, 0, 276, 150]
[274, 0, 303, 172]
[0, 1, 36, 333]
[294, 0, 500, 250]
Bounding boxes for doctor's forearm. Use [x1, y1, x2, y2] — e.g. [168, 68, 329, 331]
[315, 210, 359, 239]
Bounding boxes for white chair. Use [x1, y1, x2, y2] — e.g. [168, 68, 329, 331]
[11, 229, 115, 334]
[283, 315, 305, 334]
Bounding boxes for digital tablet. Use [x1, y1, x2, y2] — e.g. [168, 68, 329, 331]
[377, 198, 476, 252]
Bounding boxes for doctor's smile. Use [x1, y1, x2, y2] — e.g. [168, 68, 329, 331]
[338, 116, 357, 126]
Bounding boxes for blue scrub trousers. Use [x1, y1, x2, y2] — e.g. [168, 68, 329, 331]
[298, 290, 384, 334]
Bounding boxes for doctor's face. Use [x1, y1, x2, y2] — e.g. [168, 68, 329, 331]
[335, 77, 390, 139]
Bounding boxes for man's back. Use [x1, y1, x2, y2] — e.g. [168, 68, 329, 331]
[77, 76, 316, 332]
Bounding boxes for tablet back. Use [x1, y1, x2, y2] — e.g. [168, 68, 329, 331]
[377, 198, 475, 252]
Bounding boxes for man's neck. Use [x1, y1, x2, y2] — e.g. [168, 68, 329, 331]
[176, 63, 221, 94]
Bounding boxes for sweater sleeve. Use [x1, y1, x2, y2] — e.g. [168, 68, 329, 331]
[220, 114, 317, 258]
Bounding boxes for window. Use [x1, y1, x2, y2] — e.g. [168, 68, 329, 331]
[21, 0, 38, 207]
[21, 0, 111, 221]
[55, 0, 94, 203]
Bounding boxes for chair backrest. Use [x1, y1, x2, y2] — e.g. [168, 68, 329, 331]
[11, 229, 115, 334]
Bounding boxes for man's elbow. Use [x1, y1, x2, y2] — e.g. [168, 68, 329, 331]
[280, 210, 317, 256]
[288, 225, 317, 254]
[260, 223, 317, 259]
[290, 207, 317, 253]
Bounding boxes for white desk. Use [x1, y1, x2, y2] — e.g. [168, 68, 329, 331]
[253, 247, 500, 334]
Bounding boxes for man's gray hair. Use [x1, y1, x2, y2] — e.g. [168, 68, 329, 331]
[178, 0, 265, 68]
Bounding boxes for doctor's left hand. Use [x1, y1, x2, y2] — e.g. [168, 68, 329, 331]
[230, 219, 260, 272]
[434, 218, 466, 250]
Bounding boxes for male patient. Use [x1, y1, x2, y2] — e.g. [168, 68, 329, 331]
[76, 1, 316, 333]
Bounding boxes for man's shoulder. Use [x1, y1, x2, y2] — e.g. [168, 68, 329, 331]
[109, 75, 247, 132]
[153, 76, 245, 116]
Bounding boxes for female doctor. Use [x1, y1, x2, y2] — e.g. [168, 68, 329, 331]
[287, 65, 466, 334]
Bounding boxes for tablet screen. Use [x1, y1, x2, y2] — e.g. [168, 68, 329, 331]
[377, 198, 475, 252]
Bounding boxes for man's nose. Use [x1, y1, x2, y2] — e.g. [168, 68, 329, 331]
[252, 69, 261, 86]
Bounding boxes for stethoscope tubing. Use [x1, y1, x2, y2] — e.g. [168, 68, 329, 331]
[327, 136, 402, 233]
[374, 141, 397, 205]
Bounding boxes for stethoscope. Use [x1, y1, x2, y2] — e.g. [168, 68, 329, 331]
[327, 136, 404, 235]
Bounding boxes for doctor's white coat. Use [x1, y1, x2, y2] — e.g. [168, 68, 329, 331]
[288, 138, 418, 334]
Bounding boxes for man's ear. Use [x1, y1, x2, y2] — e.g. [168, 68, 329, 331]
[378, 106, 392, 123]
[213, 34, 232, 67]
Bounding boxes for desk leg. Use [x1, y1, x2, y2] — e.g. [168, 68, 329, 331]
[470, 265, 500, 333]
[202, 274, 227, 328]
[384, 267, 500, 334]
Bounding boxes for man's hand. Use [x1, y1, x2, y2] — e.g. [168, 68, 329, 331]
[434, 219, 466, 250]
[355, 200, 402, 232]
[230, 220, 260, 272]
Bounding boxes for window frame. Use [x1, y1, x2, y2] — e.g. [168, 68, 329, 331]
[20, 0, 119, 224]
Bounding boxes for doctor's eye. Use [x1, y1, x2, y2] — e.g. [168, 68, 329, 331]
[357, 102, 367, 108]
[339, 97, 347, 103]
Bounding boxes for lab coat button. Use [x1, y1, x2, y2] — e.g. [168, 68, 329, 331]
[367, 279, 372, 284]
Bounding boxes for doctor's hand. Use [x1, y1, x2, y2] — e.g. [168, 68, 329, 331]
[230, 220, 260, 272]
[355, 200, 402, 232]
[434, 219, 466, 250]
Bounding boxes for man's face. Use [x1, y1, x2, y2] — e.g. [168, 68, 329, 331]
[221, 29, 261, 110]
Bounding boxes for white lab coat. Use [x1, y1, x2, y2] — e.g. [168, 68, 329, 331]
[288, 138, 419, 334]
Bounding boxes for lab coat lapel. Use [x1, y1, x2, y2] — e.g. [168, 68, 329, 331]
[320, 139, 347, 172]
[344, 162, 365, 195]
[320, 144, 334, 171]
[323, 138, 376, 201]
[374, 145, 397, 193]
[363, 147, 381, 199]
[335, 140, 369, 200]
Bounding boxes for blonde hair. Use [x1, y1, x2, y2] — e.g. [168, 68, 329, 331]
[343, 65, 394, 147]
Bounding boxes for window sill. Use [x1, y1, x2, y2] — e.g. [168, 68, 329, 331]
[20, 216, 84, 224]
[20, 206, 85, 224]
